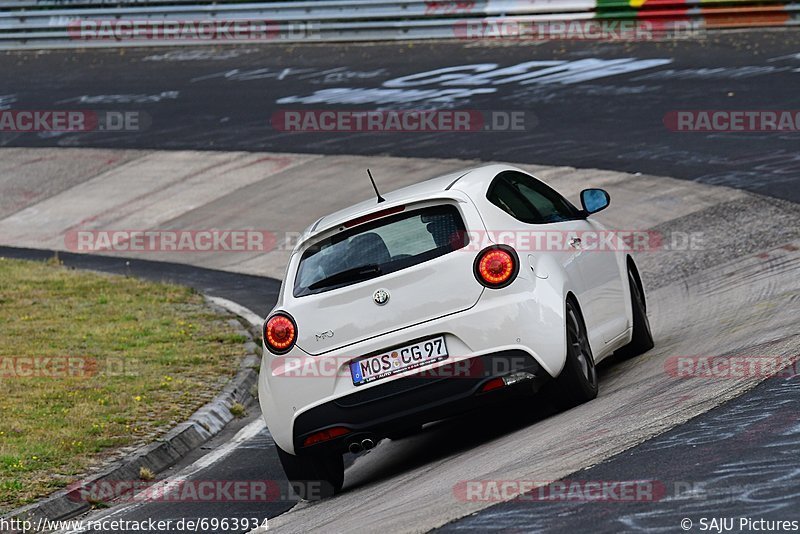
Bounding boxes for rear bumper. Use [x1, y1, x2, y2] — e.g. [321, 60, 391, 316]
[293, 350, 545, 455]
[260, 276, 569, 455]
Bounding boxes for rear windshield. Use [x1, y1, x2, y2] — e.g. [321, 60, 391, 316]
[294, 205, 468, 297]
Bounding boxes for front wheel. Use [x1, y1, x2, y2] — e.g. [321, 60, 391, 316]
[276, 445, 344, 501]
[554, 299, 598, 408]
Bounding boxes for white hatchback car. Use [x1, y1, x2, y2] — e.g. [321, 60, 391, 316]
[259, 164, 653, 499]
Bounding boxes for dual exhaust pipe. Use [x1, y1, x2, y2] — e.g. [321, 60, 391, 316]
[348, 438, 374, 454]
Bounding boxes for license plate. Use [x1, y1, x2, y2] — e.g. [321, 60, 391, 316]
[350, 336, 448, 386]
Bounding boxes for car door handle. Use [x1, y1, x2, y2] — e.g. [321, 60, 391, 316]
[569, 237, 582, 248]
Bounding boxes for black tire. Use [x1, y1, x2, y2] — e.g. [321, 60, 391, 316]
[276, 445, 344, 501]
[554, 299, 598, 408]
[615, 267, 655, 359]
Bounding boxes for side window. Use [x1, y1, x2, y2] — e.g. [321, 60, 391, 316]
[485, 177, 538, 222]
[487, 171, 580, 224]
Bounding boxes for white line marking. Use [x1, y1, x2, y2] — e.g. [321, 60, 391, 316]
[206, 295, 263, 328]
[57, 419, 266, 533]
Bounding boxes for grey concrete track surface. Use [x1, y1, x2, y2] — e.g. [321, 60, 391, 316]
[0, 148, 797, 532]
[2, 32, 800, 203]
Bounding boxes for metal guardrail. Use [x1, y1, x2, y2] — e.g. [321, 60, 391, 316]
[0, 0, 798, 49]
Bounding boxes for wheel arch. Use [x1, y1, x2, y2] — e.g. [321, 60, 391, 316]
[564, 291, 589, 333]
[625, 255, 646, 312]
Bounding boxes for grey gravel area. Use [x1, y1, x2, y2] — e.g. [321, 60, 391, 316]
[637, 193, 800, 290]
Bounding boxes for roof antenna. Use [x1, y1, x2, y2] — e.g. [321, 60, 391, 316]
[367, 169, 386, 203]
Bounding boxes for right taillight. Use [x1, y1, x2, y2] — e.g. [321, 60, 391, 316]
[264, 313, 297, 354]
[474, 245, 519, 288]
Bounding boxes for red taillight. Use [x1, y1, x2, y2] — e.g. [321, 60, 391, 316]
[264, 313, 297, 354]
[474, 245, 519, 288]
[481, 377, 506, 393]
[303, 426, 351, 447]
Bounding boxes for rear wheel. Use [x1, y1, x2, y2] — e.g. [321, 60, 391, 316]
[615, 267, 654, 359]
[554, 299, 598, 408]
[276, 445, 344, 501]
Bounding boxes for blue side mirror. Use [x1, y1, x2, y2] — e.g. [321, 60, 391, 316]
[580, 188, 610, 215]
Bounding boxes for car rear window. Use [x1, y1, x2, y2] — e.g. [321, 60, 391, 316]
[293, 205, 468, 297]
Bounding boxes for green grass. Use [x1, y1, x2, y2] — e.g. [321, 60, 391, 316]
[0, 257, 247, 512]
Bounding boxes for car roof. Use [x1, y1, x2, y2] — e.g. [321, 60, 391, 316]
[302, 163, 517, 242]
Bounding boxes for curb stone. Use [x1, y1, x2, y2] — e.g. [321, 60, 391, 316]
[1, 297, 263, 533]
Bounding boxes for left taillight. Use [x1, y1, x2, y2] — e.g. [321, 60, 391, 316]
[474, 245, 519, 289]
[264, 313, 297, 354]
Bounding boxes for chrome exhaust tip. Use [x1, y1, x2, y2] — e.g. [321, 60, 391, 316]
[361, 438, 374, 451]
[502, 371, 536, 386]
[348, 442, 364, 454]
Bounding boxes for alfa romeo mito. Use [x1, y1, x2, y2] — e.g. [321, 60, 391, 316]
[259, 164, 654, 498]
